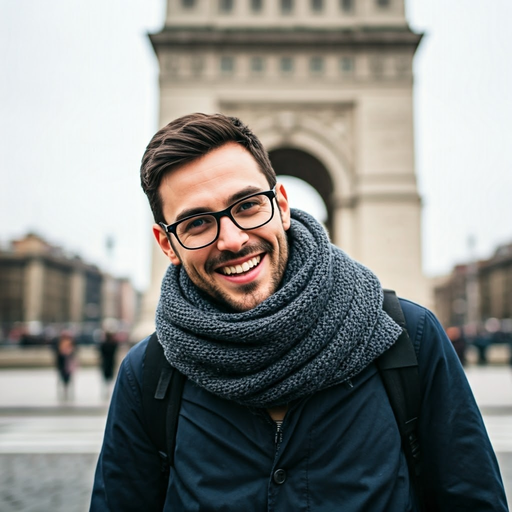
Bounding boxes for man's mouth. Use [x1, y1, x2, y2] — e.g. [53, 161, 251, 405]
[219, 255, 262, 276]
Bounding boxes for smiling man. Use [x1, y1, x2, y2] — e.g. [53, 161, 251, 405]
[90, 113, 508, 511]
[154, 142, 290, 312]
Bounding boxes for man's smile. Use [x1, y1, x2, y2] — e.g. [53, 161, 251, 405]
[218, 254, 262, 276]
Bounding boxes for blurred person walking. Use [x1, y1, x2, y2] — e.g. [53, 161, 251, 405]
[446, 326, 467, 366]
[55, 333, 77, 402]
[98, 332, 118, 400]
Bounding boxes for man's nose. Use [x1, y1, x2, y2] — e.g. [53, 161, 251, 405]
[215, 216, 249, 253]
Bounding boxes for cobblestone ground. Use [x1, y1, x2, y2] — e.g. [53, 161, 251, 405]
[498, 453, 512, 504]
[0, 453, 98, 512]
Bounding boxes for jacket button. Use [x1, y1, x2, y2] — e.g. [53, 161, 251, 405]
[273, 468, 287, 485]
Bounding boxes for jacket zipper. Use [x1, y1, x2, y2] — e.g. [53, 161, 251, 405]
[274, 420, 284, 448]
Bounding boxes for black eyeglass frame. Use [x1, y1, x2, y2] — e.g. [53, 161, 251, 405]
[159, 187, 277, 250]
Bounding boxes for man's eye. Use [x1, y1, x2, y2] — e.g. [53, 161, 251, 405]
[191, 218, 205, 228]
[183, 216, 212, 232]
[239, 201, 258, 212]
[236, 196, 267, 214]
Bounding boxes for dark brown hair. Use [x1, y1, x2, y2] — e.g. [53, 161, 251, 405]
[140, 113, 277, 223]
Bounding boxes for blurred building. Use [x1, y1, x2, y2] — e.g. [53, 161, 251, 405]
[433, 242, 512, 330]
[135, 0, 427, 338]
[102, 274, 141, 340]
[0, 233, 140, 343]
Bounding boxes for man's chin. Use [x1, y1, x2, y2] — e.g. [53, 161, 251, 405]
[211, 281, 271, 312]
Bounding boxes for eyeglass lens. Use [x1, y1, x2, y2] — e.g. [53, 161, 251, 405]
[176, 193, 273, 249]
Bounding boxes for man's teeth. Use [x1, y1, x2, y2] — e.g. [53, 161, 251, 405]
[221, 255, 261, 275]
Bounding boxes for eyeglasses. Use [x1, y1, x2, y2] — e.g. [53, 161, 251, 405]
[159, 187, 277, 250]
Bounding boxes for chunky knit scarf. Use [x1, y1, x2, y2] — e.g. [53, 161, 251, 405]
[156, 209, 401, 408]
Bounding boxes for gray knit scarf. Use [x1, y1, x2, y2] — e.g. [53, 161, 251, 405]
[156, 209, 401, 408]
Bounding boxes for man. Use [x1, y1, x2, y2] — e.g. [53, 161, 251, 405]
[91, 113, 508, 511]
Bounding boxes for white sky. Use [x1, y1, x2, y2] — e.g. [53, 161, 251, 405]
[1, 0, 511, 291]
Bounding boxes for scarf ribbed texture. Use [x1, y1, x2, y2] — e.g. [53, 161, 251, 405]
[156, 209, 401, 408]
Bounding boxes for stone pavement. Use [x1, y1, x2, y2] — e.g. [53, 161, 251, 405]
[465, 365, 512, 508]
[0, 365, 511, 511]
[0, 367, 108, 409]
[1, 453, 98, 512]
[0, 368, 109, 512]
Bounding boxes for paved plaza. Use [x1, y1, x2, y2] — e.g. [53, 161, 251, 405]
[0, 368, 108, 512]
[0, 365, 511, 511]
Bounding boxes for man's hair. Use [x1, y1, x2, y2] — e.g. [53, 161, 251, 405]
[140, 113, 277, 224]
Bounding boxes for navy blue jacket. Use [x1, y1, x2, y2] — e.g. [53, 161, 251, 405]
[90, 299, 508, 511]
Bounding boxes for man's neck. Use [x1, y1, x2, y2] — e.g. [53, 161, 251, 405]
[267, 404, 288, 422]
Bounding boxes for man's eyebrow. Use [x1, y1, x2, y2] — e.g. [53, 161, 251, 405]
[174, 206, 212, 222]
[174, 186, 266, 223]
[227, 186, 265, 204]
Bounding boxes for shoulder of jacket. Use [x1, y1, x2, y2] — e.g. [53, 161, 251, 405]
[127, 335, 150, 360]
[397, 297, 428, 322]
[119, 336, 151, 381]
[396, 297, 448, 358]
[396, 298, 433, 355]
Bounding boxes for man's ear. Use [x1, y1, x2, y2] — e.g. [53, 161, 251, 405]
[152, 224, 181, 266]
[275, 182, 291, 230]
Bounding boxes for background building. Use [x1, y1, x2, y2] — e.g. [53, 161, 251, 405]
[135, 0, 428, 338]
[434, 241, 512, 332]
[0, 233, 140, 344]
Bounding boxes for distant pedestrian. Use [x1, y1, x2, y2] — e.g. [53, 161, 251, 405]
[446, 326, 467, 366]
[55, 333, 77, 402]
[98, 332, 118, 399]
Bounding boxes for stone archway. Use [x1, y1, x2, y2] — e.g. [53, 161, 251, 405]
[269, 147, 334, 235]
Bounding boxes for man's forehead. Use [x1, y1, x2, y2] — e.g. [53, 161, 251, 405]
[178, 142, 256, 174]
[162, 142, 261, 184]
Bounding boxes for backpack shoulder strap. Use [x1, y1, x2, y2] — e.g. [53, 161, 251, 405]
[142, 332, 186, 471]
[377, 290, 423, 503]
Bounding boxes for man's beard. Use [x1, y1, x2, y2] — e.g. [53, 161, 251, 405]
[180, 234, 289, 312]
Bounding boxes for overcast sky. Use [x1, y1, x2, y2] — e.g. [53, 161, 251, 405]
[1, 0, 511, 291]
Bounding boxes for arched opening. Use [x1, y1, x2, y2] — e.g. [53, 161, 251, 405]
[269, 147, 334, 235]
[278, 175, 328, 227]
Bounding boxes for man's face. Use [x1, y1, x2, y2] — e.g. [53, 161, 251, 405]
[153, 142, 291, 312]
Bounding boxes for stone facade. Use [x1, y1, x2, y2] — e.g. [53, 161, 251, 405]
[0, 234, 140, 343]
[434, 243, 512, 329]
[134, 0, 428, 338]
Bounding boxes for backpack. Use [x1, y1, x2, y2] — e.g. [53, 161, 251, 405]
[141, 290, 422, 506]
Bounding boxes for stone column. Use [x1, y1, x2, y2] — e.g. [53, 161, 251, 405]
[131, 241, 169, 341]
[24, 257, 44, 324]
[69, 269, 85, 324]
